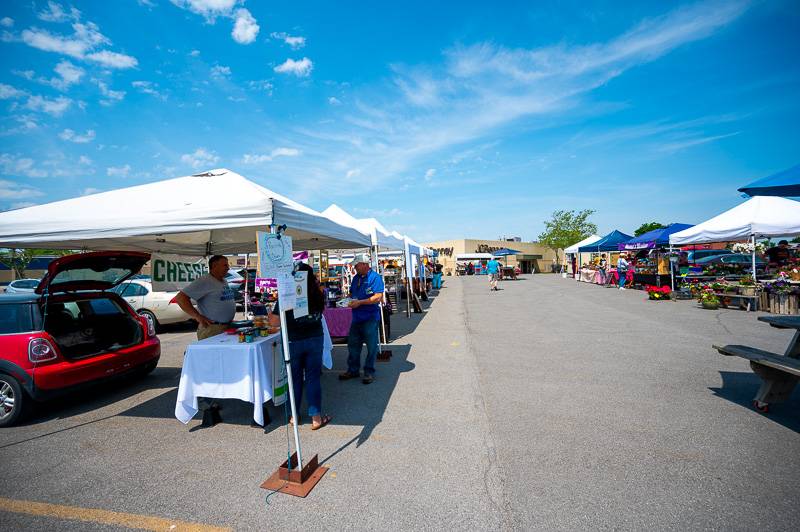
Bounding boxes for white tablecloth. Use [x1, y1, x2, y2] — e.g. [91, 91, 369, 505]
[175, 321, 334, 426]
[175, 332, 282, 425]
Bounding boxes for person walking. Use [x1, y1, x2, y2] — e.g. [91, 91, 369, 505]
[486, 256, 502, 291]
[617, 253, 630, 290]
[175, 255, 237, 426]
[340, 253, 385, 384]
[598, 253, 608, 284]
[269, 263, 332, 430]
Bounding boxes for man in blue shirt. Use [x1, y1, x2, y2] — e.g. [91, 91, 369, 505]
[486, 257, 501, 291]
[340, 253, 385, 384]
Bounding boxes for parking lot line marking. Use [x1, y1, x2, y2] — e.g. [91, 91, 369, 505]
[0, 497, 232, 532]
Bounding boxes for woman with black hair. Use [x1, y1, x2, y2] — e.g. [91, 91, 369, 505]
[269, 262, 332, 430]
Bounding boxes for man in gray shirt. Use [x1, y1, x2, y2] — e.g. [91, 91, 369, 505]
[174, 255, 237, 426]
[175, 255, 237, 340]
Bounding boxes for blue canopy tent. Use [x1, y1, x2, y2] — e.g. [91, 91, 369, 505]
[577, 230, 633, 253]
[738, 164, 800, 197]
[491, 248, 520, 256]
[619, 223, 694, 251]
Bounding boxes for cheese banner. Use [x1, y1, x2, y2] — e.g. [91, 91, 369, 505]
[151, 253, 208, 292]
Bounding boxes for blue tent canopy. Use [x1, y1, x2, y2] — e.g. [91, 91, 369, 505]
[738, 164, 800, 197]
[492, 248, 521, 256]
[577, 230, 633, 252]
[619, 223, 694, 250]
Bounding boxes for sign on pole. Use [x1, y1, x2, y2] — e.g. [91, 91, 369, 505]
[257, 231, 295, 309]
[293, 271, 309, 318]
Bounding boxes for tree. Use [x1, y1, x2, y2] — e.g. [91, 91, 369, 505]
[537, 209, 598, 265]
[633, 222, 666, 237]
[0, 248, 71, 279]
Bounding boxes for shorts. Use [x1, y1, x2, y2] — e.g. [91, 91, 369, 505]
[489, 273, 500, 282]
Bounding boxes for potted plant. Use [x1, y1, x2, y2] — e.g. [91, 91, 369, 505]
[698, 288, 720, 310]
[645, 285, 671, 301]
[739, 275, 756, 296]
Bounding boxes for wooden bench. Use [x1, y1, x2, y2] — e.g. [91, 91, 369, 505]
[712, 317, 800, 412]
[713, 292, 759, 312]
[713, 344, 800, 411]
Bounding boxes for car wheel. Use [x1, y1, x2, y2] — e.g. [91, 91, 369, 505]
[137, 309, 160, 334]
[0, 374, 28, 428]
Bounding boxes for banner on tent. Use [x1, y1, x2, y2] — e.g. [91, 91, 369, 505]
[257, 232, 295, 309]
[151, 254, 208, 292]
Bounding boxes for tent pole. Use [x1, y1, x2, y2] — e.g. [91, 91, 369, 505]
[244, 253, 249, 318]
[670, 245, 675, 292]
[270, 224, 303, 471]
[751, 234, 757, 283]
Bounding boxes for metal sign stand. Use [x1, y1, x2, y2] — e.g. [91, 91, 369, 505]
[260, 225, 327, 497]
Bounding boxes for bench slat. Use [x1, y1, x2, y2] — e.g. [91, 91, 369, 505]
[713, 344, 800, 377]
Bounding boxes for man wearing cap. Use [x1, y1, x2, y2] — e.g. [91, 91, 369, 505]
[340, 253, 385, 384]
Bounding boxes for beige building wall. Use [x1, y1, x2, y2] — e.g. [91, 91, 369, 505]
[423, 239, 559, 275]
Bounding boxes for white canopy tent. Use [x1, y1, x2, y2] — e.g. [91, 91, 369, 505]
[0, 167, 375, 475]
[564, 235, 602, 254]
[669, 196, 800, 282]
[0, 169, 373, 253]
[321, 205, 406, 252]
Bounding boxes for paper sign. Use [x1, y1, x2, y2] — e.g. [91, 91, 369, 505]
[293, 271, 309, 318]
[257, 232, 295, 309]
[151, 254, 208, 292]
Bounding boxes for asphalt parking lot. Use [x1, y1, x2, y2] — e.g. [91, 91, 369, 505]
[1, 275, 799, 530]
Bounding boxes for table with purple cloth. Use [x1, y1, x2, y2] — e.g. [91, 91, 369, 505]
[323, 307, 352, 337]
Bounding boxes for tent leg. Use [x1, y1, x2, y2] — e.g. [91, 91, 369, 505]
[752, 235, 758, 282]
[670, 246, 675, 292]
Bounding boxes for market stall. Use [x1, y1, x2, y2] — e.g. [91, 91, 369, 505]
[619, 223, 694, 288]
[576, 230, 633, 284]
[563, 234, 601, 277]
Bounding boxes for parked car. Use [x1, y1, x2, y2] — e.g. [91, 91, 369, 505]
[0, 251, 160, 427]
[235, 268, 260, 300]
[685, 249, 732, 266]
[694, 253, 767, 274]
[223, 270, 246, 304]
[111, 279, 191, 332]
[4, 279, 41, 294]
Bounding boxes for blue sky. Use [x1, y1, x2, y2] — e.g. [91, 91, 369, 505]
[0, 0, 798, 243]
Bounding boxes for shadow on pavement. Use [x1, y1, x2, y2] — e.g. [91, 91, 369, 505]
[710, 370, 800, 433]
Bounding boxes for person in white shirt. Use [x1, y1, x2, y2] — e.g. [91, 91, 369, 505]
[617, 253, 630, 290]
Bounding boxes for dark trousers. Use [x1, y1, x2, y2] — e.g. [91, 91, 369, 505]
[347, 319, 379, 376]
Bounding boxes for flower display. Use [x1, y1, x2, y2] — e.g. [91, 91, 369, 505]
[645, 285, 671, 300]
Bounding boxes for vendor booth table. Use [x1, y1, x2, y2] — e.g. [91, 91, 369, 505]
[578, 269, 601, 283]
[323, 307, 352, 337]
[175, 332, 284, 426]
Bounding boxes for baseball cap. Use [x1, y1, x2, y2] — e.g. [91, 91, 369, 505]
[349, 252, 371, 266]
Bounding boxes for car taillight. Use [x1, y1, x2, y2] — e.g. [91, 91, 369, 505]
[141, 315, 156, 337]
[29, 338, 57, 363]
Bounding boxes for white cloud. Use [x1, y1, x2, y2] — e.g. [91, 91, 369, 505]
[50, 60, 84, 90]
[96, 80, 125, 104]
[18, 20, 137, 69]
[328, 96, 341, 105]
[181, 147, 219, 169]
[13, 69, 35, 80]
[189, 49, 200, 56]
[25, 94, 72, 116]
[210, 65, 231, 79]
[170, 0, 240, 22]
[345, 169, 361, 179]
[231, 8, 258, 44]
[79, 155, 93, 165]
[0, 114, 39, 135]
[59, 128, 96, 143]
[37, 2, 80, 23]
[241, 147, 301, 164]
[132, 80, 166, 99]
[274, 57, 313, 77]
[0, 155, 49, 178]
[0, 83, 26, 99]
[106, 164, 131, 177]
[248, 80, 273, 94]
[271, 32, 305, 49]
[86, 50, 138, 69]
[424, 168, 436, 182]
[82, 187, 100, 195]
[0, 17, 13, 28]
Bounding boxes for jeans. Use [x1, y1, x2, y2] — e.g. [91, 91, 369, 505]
[432, 272, 443, 289]
[288, 335, 324, 417]
[347, 319, 380, 376]
[619, 271, 627, 288]
[598, 268, 606, 284]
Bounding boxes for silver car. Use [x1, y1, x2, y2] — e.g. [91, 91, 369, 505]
[3, 279, 41, 294]
[111, 279, 192, 332]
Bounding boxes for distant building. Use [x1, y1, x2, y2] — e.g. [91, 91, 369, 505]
[423, 238, 558, 275]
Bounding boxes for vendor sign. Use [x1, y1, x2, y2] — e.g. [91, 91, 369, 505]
[151, 253, 208, 291]
[257, 231, 295, 309]
[293, 271, 309, 318]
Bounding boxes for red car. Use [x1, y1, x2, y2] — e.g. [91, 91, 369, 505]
[0, 251, 160, 427]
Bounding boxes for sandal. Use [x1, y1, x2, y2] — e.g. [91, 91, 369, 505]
[311, 414, 332, 431]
